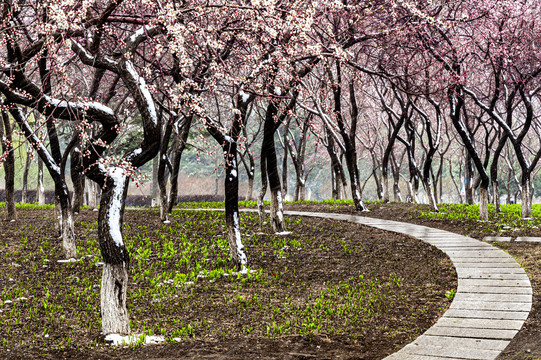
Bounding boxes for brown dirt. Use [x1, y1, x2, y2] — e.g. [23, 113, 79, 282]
[0, 206, 456, 359]
[284, 201, 541, 360]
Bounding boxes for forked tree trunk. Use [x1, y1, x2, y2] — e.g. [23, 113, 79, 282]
[98, 174, 130, 335]
[22, 152, 31, 203]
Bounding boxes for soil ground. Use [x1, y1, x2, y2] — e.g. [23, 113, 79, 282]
[0, 206, 455, 359]
[284, 201, 541, 360]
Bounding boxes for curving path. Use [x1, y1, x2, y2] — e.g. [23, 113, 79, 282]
[279, 210, 533, 360]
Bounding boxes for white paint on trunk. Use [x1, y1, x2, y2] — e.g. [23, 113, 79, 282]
[232, 211, 248, 266]
[479, 187, 489, 220]
[101, 263, 130, 335]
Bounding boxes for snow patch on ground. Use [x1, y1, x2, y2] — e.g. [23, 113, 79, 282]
[275, 231, 292, 235]
[105, 333, 180, 346]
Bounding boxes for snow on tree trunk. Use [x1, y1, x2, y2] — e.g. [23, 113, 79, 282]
[479, 187, 489, 221]
[270, 189, 286, 233]
[37, 158, 45, 206]
[98, 170, 130, 335]
[521, 178, 532, 218]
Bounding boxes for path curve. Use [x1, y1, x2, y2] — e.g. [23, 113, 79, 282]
[279, 210, 533, 360]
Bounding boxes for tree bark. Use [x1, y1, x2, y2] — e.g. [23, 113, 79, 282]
[37, 158, 45, 205]
[331, 65, 367, 211]
[98, 175, 130, 335]
[168, 116, 193, 213]
[22, 150, 31, 203]
[261, 101, 286, 233]
[151, 156, 159, 207]
[158, 121, 173, 222]
[0, 110, 16, 220]
[224, 143, 248, 269]
[71, 147, 85, 214]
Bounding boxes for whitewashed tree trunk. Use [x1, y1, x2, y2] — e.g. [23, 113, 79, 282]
[98, 173, 130, 335]
[423, 179, 438, 212]
[479, 187, 489, 220]
[521, 179, 532, 218]
[101, 263, 130, 335]
[270, 189, 285, 233]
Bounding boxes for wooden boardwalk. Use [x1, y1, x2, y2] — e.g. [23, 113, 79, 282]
[282, 211, 533, 360]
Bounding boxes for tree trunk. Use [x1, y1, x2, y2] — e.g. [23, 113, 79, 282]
[151, 156, 159, 207]
[71, 148, 85, 214]
[479, 186, 489, 220]
[56, 182, 77, 258]
[492, 179, 500, 213]
[257, 152, 268, 226]
[22, 151, 31, 203]
[224, 145, 247, 270]
[521, 175, 532, 218]
[98, 174, 130, 335]
[261, 102, 286, 232]
[422, 178, 438, 212]
[465, 151, 474, 205]
[246, 176, 254, 202]
[168, 116, 193, 213]
[37, 158, 45, 205]
[0, 110, 16, 220]
[158, 121, 174, 222]
[382, 173, 389, 203]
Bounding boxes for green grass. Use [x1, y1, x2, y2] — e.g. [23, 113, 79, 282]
[0, 202, 55, 210]
[0, 208, 401, 351]
[418, 203, 541, 229]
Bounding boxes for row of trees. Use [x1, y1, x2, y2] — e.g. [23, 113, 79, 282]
[1, 0, 540, 336]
